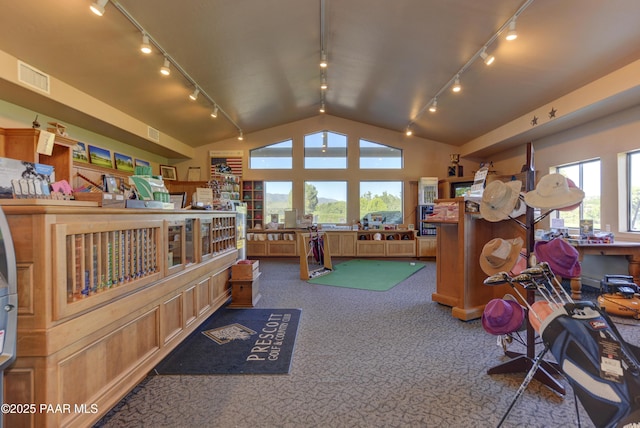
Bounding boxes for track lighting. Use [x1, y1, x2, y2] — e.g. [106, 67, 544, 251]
[140, 34, 152, 54]
[429, 99, 437, 113]
[319, 102, 325, 113]
[237, 131, 244, 141]
[90, 0, 109, 16]
[189, 88, 199, 101]
[320, 52, 328, 68]
[160, 58, 170, 76]
[506, 19, 518, 41]
[320, 75, 328, 90]
[480, 48, 495, 66]
[452, 76, 461, 93]
[211, 105, 218, 118]
[405, 127, 413, 136]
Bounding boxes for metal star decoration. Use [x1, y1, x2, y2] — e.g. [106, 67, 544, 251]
[548, 107, 557, 119]
[531, 115, 538, 126]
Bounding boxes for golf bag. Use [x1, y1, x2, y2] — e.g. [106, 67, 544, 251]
[540, 301, 640, 428]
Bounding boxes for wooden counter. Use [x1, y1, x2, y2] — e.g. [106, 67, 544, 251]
[0, 202, 238, 428]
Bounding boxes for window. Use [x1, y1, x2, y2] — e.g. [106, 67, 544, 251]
[304, 131, 347, 169]
[555, 159, 601, 229]
[359, 139, 402, 169]
[264, 181, 292, 223]
[359, 181, 403, 225]
[628, 150, 640, 232]
[250, 140, 292, 169]
[304, 181, 347, 223]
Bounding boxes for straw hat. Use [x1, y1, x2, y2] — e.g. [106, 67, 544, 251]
[557, 178, 582, 212]
[482, 298, 525, 335]
[534, 238, 581, 278]
[479, 237, 524, 276]
[524, 173, 585, 211]
[480, 180, 522, 222]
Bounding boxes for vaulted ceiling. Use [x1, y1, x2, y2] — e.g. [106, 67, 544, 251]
[1, 0, 640, 155]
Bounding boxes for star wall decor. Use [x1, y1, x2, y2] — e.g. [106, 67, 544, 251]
[531, 115, 538, 126]
[549, 107, 557, 119]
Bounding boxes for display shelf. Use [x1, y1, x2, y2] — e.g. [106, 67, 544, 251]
[246, 229, 297, 256]
[417, 204, 437, 236]
[242, 180, 264, 229]
[211, 172, 240, 201]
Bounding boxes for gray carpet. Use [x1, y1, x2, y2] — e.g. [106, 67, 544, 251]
[95, 258, 640, 428]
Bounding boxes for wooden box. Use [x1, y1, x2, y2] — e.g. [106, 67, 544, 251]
[232, 259, 260, 280]
[74, 192, 126, 208]
[228, 273, 262, 307]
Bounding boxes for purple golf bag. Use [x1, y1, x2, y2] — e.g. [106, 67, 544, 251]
[540, 301, 640, 428]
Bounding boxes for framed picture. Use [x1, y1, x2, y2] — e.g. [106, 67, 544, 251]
[187, 166, 201, 181]
[72, 142, 89, 163]
[169, 192, 187, 209]
[88, 145, 113, 168]
[160, 165, 177, 181]
[135, 159, 150, 167]
[114, 152, 135, 172]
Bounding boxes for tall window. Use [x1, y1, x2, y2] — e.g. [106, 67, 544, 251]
[304, 131, 347, 169]
[264, 181, 292, 223]
[250, 140, 292, 169]
[556, 159, 601, 229]
[628, 151, 640, 232]
[304, 181, 347, 223]
[359, 181, 403, 224]
[359, 139, 402, 169]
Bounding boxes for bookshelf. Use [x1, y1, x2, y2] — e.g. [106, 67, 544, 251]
[242, 180, 264, 229]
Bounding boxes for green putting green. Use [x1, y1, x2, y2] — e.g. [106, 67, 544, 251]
[307, 259, 426, 291]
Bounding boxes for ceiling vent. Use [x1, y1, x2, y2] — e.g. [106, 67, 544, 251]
[18, 61, 50, 94]
[147, 126, 160, 142]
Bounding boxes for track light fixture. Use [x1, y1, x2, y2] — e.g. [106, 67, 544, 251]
[140, 34, 152, 54]
[506, 19, 518, 41]
[211, 105, 218, 118]
[237, 131, 244, 141]
[480, 48, 495, 66]
[405, 127, 413, 136]
[428, 99, 437, 113]
[90, 0, 109, 16]
[452, 76, 461, 93]
[319, 102, 325, 113]
[189, 88, 199, 101]
[320, 75, 328, 90]
[320, 52, 328, 68]
[160, 58, 171, 76]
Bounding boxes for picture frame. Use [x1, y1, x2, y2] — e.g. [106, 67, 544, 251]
[72, 142, 89, 163]
[88, 145, 113, 168]
[114, 152, 135, 172]
[187, 166, 201, 181]
[160, 165, 177, 181]
[135, 158, 150, 167]
[169, 192, 187, 209]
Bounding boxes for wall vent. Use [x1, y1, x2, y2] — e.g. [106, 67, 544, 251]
[18, 61, 50, 94]
[147, 126, 160, 142]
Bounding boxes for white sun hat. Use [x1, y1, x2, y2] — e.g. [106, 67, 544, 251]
[480, 180, 522, 222]
[524, 173, 585, 211]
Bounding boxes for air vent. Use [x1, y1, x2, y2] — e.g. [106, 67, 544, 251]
[17, 61, 50, 94]
[147, 126, 160, 142]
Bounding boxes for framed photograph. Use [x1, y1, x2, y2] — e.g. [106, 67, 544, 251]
[160, 165, 177, 181]
[114, 152, 134, 172]
[72, 142, 89, 163]
[135, 158, 150, 167]
[187, 166, 201, 181]
[169, 192, 187, 209]
[88, 145, 113, 168]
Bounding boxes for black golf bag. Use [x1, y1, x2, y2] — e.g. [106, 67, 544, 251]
[540, 301, 640, 428]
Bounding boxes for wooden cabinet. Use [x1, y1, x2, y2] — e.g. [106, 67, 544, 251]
[1, 204, 237, 428]
[246, 229, 297, 256]
[355, 230, 416, 257]
[428, 197, 523, 321]
[242, 180, 264, 229]
[417, 236, 437, 258]
[325, 231, 356, 256]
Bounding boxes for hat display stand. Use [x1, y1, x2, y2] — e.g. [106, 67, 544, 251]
[485, 144, 566, 396]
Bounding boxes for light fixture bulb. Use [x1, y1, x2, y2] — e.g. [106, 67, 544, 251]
[140, 34, 152, 54]
[429, 99, 437, 113]
[189, 88, 199, 101]
[480, 49, 495, 66]
[320, 76, 328, 90]
[160, 58, 170, 76]
[319, 102, 325, 113]
[506, 19, 518, 41]
[405, 128, 413, 136]
[452, 76, 461, 93]
[237, 131, 244, 141]
[211, 106, 218, 118]
[320, 52, 328, 68]
[90, 0, 109, 16]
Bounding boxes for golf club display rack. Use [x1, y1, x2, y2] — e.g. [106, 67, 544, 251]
[0, 203, 238, 428]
